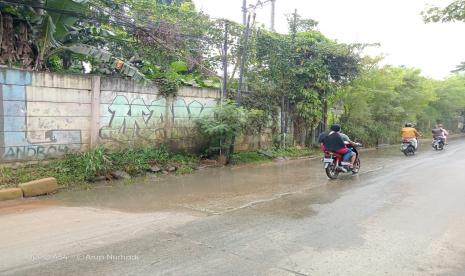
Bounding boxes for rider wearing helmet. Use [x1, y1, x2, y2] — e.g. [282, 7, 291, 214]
[401, 123, 420, 149]
[322, 124, 356, 168]
[432, 123, 449, 144]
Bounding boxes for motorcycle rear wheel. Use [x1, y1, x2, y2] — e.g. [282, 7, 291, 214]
[403, 146, 415, 156]
[352, 158, 361, 174]
[325, 163, 339, 179]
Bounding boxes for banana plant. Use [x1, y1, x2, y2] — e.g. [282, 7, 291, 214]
[62, 43, 147, 81]
[30, 0, 88, 68]
[23, 0, 147, 80]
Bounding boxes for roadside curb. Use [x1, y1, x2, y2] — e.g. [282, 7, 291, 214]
[19, 177, 58, 197]
[0, 188, 23, 201]
[0, 177, 59, 202]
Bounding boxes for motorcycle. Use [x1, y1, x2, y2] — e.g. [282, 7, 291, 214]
[400, 139, 416, 156]
[323, 143, 361, 180]
[432, 137, 445, 151]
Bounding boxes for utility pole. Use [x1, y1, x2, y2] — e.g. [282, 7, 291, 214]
[292, 9, 297, 38]
[280, 8, 298, 148]
[270, 0, 276, 31]
[237, 13, 252, 106]
[242, 0, 247, 25]
[222, 21, 229, 101]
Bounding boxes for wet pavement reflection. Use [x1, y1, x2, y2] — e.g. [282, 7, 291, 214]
[46, 145, 409, 215]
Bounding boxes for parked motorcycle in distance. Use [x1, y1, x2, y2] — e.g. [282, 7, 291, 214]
[323, 143, 362, 180]
[401, 139, 416, 156]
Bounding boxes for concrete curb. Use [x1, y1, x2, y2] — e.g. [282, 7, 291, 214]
[0, 188, 23, 201]
[18, 177, 58, 197]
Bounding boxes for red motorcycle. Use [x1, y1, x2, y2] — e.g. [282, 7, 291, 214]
[322, 143, 361, 179]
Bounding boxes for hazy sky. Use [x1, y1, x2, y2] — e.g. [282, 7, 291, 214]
[193, 0, 465, 79]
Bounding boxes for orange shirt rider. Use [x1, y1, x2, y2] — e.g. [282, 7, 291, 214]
[401, 124, 420, 149]
[401, 127, 420, 139]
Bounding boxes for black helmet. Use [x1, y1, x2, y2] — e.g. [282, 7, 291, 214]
[330, 124, 341, 132]
[405, 123, 412, 127]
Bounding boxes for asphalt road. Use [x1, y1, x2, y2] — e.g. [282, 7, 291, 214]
[1, 139, 465, 276]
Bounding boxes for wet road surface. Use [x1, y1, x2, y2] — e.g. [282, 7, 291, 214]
[1, 139, 465, 275]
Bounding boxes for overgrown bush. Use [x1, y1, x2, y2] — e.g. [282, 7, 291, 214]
[110, 146, 171, 175]
[194, 101, 248, 158]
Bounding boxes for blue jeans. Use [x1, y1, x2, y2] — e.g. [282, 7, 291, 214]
[343, 150, 355, 161]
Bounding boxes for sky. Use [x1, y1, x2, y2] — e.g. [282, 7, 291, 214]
[193, 0, 465, 79]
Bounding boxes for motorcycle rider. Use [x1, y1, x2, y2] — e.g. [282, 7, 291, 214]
[339, 131, 358, 146]
[322, 124, 356, 168]
[432, 123, 449, 144]
[401, 123, 420, 149]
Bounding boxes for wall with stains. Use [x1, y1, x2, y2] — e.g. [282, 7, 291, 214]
[0, 69, 90, 162]
[0, 68, 219, 163]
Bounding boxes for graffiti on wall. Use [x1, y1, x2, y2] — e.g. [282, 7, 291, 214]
[0, 69, 82, 161]
[99, 95, 216, 143]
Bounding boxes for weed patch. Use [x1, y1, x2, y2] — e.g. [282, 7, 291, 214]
[0, 146, 197, 189]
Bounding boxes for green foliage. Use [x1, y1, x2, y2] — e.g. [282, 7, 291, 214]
[231, 151, 270, 165]
[0, 146, 198, 188]
[110, 146, 170, 174]
[47, 54, 64, 72]
[423, 0, 465, 23]
[246, 109, 269, 135]
[423, 1, 465, 73]
[271, 147, 318, 158]
[231, 147, 318, 165]
[78, 146, 112, 178]
[170, 61, 188, 73]
[243, 17, 362, 146]
[154, 73, 182, 96]
[295, 89, 323, 129]
[195, 101, 248, 156]
[335, 58, 465, 146]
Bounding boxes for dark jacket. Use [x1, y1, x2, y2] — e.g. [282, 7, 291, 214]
[322, 132, 346, 151]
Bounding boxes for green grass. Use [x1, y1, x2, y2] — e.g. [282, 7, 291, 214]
[232, 151, 271, 165]
[0, 146, 198, 189]
[271, 147, 319, 158]
[232, 147, 319, 165]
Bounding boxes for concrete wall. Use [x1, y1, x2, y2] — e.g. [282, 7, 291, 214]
[98, 77, 218, 150]
[0, 68, 220, 163]
[0, 69, 91, 162]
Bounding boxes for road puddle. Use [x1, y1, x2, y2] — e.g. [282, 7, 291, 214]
[1, 146, 410, 216]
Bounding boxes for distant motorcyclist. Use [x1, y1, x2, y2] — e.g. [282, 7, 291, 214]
[401, 123, 420, 149]
[322, 124, 356, 168]
[432, 124, 449, 144]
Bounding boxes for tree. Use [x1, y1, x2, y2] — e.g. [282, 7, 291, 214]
[195, 101, 249, 161]
[428, 75, 465, 129]
[335, 57, 465, 146]
[422, 0, 465, 23]
[243, 18, 361, 146]
[423, 1, 465, 73]
[0, 0, 146, 79]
